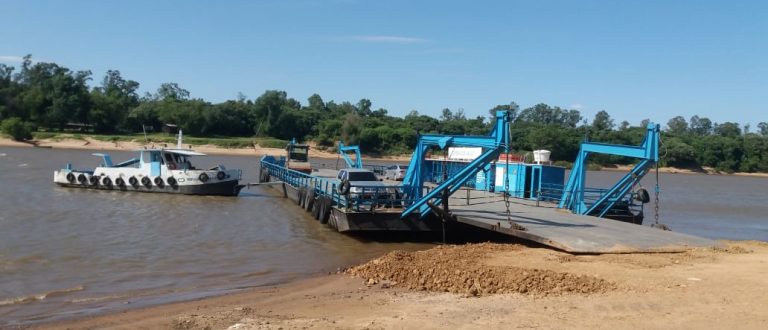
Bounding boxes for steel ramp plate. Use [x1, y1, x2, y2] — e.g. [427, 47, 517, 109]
[449, 192, 717, 253]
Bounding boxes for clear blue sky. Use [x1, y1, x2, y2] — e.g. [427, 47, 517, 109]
[1, 0, 766, 128]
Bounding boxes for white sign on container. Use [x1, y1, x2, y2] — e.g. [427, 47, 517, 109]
[448, 147, 482, 161]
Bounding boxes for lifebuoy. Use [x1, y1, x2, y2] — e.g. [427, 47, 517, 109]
[66, 173, 76, 183]
[154, 177, 165, 187]
[77, 174, 87, 183]
[199, 173, 209, 183]
[129, 176, 139, 187]
[166, 177, 177, 187]
[89, 176, 99, 186]
[102, 177, 112, 186]
[115, 177, 125, 187]
[216, 171, 226, 180]
[141, 176, 152, 188]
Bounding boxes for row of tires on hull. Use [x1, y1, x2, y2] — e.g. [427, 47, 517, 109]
[65, 172, 181, 189]
[297, 186, 339, 229]
[66, 171, 227, 189]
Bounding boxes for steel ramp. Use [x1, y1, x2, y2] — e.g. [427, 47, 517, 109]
[448, 191, 717, 253]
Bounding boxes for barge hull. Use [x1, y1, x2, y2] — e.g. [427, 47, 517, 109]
[271, 182, 439, 232]
[54, 180, 242, 196]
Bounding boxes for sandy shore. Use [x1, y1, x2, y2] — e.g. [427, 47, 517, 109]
[34, 240, 768, 330]
[0, 137, 412, 162]
[4, 136, 766, 177]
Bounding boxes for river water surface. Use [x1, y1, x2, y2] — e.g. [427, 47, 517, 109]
[0, 146, 766, 326]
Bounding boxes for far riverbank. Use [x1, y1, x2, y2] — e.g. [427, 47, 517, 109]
[3, 136, 766, 177]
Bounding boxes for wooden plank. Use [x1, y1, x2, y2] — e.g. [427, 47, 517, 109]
[448, 190, 717, 254]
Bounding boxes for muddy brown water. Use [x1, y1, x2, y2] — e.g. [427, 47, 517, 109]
[1, 147, 766, 326]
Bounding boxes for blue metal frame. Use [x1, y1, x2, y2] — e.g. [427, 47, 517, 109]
[400, 110, 512, 218]
[338, 141, 363, 169]
[558, 123, 660, 217]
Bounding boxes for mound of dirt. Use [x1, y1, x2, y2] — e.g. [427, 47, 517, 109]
[346, 243, 615, 296]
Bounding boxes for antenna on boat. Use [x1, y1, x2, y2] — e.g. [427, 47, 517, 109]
[142, 124, 149, 145]
[177, 129, 183, 149]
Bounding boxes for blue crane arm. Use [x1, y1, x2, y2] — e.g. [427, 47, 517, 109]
[400, 110, 512, 219]
[338, 141, 363, 168]
[559, 123, 660, 216]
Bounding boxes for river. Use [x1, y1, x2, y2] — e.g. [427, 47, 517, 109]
[0, 146, 766, 326]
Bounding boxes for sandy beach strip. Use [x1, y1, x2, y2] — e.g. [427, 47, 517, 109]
[33, 240, 768, 330]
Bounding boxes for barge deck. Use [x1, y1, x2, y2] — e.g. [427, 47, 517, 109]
[448, 190, 716, 253]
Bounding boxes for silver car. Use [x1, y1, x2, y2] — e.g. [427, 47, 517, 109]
[336, 168, 389, 200]
[384, 164, 406, 181]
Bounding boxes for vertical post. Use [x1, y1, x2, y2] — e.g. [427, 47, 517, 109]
[466, 187, 470, 205]
[282, 182, 287, 198]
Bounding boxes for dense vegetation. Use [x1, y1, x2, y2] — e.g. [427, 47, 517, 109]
[1, 56, 767, 173]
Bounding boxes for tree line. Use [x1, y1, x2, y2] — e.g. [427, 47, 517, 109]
[1, 56, 767, 173]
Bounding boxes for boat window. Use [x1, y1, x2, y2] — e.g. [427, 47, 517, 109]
[348, 171, 377, 181]
[151, 152, 162, 163]
[164, 153, 175, 164]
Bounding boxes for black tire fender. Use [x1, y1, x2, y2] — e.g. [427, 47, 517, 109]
[129, 176, 139, 187]
[304, 189, 315, 211]
[154, 176, 165, 187]
[635, 188, 651, 203]
[66, 173, 76, 183]
[320, 197, 332, 224]
[216, 171, 226, 180]
[199, 173, 209, 183]
[141, 176, 152, 188]
[337, 180, 351, 195]
[297, 187, 305, 206]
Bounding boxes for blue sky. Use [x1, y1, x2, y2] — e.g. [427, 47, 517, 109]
[1, 0, 766, 128]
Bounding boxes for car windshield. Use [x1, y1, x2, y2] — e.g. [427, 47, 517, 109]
[348, 171, 377, 181]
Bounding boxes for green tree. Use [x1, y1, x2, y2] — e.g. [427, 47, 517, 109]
[1, 117, 33, 140]
[758, 122, 768, 136]
[714, 122, 741, 138]
[689, 115, 713, 135]
[90, 70, 140, 132]
[591, 110, 614, 131]
[666, 116, 688, 135]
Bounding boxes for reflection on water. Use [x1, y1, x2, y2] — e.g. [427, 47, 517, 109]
[1, 146, 767, 326]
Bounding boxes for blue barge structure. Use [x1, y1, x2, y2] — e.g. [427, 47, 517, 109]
[258, 110, 716, 253]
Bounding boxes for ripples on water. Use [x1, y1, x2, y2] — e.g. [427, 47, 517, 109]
[0, 147, 430, 326]
[1, 146, 767, 326]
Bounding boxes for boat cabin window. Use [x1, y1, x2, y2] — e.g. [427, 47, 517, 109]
[288, 146, 309, 162]
[150, 151, 162, 163]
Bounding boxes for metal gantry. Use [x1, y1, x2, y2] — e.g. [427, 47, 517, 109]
[338, 141, 363, 169]
[400, 110, 512, 218]
[558, 122, 660, 217]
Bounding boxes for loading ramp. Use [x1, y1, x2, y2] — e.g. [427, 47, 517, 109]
[448, 189, 717, 253]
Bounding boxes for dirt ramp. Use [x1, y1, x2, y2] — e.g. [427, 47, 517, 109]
[346, 243, 615, 296]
